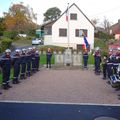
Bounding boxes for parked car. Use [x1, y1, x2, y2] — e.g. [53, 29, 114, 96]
[32, 38, 42, 45]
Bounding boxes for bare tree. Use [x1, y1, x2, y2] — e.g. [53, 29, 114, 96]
[101, 17, 111, 34]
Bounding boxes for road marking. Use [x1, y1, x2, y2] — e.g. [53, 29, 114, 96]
[0, 100, 120, 106]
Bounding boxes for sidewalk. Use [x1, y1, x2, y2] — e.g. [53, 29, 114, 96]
[0, 68, 120, 104]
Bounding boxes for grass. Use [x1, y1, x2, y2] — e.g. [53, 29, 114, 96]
[88, 53, 94, 64]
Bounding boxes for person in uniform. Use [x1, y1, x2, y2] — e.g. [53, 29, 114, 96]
[0, 49, 12, 90]
[12, 49, 21, 84]
[26, 48, 32, 77]
[20, 48, 27, 79]
[31, 47, 36, 73]
[35, 50, 40, 71]
[46, 48, 52, 68]
[107, 50, 114, 79]
[102, 55, 107, 79]
[83, 49, 89, 69]
[94, 47, 101, 75]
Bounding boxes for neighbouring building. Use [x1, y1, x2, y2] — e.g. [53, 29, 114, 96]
[110, 19, 120, 40]
[40, 3, 95, 50]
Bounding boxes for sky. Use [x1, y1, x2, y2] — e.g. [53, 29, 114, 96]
[0, 0, 120, 26]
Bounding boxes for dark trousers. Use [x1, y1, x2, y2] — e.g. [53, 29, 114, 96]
[103, 64, 107, 78]
[107, 65, 113, 79]
[83, 59, 88, 68]
[113, 65, 118, 75]
[46, 59, 51, 68]
[21, 63, 26, 78]
[32, 60, 36, 73]
[13, 65, 20, 82]
[27, 61, 31, 75]
[2, 68, 10, 86]
[36, 60, 39, 70]
[95, 61, 100, 73]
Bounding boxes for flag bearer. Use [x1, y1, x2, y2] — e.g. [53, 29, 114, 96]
[83, 49, 89, 69]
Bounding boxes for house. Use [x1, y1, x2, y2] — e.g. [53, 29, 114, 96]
[40, 3, 94, 50]
[110, 19, 120, 40]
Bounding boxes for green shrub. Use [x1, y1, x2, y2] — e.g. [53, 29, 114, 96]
[1, 37, 12, 52]
[3, 30, 18, 40]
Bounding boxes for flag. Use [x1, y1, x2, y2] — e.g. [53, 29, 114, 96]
[83, 36, 89, 49]
[82, 44, 86, 50]
[66, 7, 68, 22]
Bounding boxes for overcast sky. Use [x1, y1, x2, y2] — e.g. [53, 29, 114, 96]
[0, 0, 120, 25]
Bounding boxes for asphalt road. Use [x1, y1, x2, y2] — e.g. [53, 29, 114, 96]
[0, 102, 120, 120]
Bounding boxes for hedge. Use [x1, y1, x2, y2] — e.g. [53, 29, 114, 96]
[0, 37, 12, 52]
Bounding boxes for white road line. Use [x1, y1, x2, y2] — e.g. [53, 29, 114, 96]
[0, 100, 120, 106]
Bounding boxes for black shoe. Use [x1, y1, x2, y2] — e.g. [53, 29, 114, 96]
[13, 81, 17, 84]
[102, 77, 106, 80]
[16, 80, 20, 84]
[106, 81, 111, 84]
[7, 84, 12, 88]
[3, 85, 9, 90]
[0, 92, 2, 94]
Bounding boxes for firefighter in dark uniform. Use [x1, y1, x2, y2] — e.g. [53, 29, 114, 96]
[26, 48, 32, 77]
[35, 50, 40, 71]
[94, 47, 101, 75]
[46, 48, 52, 68]
[20, 48, 27, 79]
[107, 50, 114, 79]
[0, 49, 12, 90]
[31, 47, 36, 73]
[12, 49, 21, 84]
[102, 55, 107, 79]
[83, 49, 89, 69]
[113, 56, 119, 75]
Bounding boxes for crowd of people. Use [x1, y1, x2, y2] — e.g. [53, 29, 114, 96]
[0, 47, 53, 94]
[0, 47, 41, 94]
[82, 47, 120, 99]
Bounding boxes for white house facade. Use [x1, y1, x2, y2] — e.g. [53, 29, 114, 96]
[41, 3, 94, 50]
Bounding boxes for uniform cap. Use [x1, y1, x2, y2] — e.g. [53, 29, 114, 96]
[35, 50, 39, 53]
[109, 49, 113, 52]
[22, 48, 26, 51]
[5, 49, 11, 53]
[15, 49, 21, 53]
[96, 47, 100, 51]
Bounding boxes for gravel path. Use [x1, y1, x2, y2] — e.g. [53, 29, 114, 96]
[0, 68, 120, 104]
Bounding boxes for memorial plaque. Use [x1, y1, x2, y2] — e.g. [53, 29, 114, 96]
[55, 51, 64, 65]
[64, 49, 72, 66]
[73, 51, 82, 66]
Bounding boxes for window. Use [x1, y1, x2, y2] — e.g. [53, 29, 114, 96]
[59, 28, 67, 37]
[75, 29, 88, 37]
[44, 27, 52, 35]
[70, 13, 77, 20]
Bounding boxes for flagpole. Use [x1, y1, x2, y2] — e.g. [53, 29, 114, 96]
[67, 3, 70, 50]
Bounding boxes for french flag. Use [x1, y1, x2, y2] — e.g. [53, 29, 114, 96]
[82, 36, 89, 50]
[84, 36, 89, 48]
